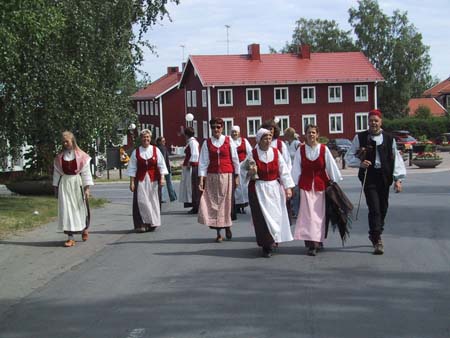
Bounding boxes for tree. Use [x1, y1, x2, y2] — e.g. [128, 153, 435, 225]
[349, 0, 433, 118]
[0, 0, 179, 175]
[414, 105, 432, 119]
[277, 18, 357, 53]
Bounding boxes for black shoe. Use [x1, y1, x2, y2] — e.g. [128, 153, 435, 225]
[225, 228, 232, 240]
[240, 208, 246, 214]
[307, 247, 317, 256]
[187, 209, 198, 214]
[262, 248, 272, 258]
[373, 240, 384, 255]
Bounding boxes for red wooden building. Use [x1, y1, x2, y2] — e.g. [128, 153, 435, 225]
[177, 44, 383, 144]
[131, 66, 186, 148]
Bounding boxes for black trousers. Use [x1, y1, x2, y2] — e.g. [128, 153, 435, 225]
[191, 166, 201, 212]
[363, 169, 390, 239]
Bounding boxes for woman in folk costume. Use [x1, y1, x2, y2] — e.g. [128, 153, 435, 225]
[292, 124, 343, 256]
[127, 129, 168, 233]
[179, 127, 200, 214]
[247, 128, 295, 258]
[230, 125, 252, 214]
[53, 131, 93, 247]
[198, 118, 240, 242]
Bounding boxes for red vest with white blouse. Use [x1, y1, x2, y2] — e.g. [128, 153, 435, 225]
[252, 147, 279, 181]
[136, 146, 161, 182]
[183, 141, 199, 167]
[207, 136, 234, 174]
[298, 144, 329, 191]
[236, 138, 248, 162]
[62, 159, 77, 175]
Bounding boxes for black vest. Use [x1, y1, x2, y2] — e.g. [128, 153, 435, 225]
[358, 130, 395, 186]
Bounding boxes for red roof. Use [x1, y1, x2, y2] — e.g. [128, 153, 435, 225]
[186, 52, 383, 87]
[423, 77, 450, 97]
[132, 71, 181, 100]
[408, 98, 447, 116]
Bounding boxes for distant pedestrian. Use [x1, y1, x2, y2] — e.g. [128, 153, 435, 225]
[127, 129, 168, 233]
[230, 125, 252, 214]
[247, 128, 294, 257]
[53, 131, 93, 247]
[156, 136, 177, 203]
[344, 109, 406, 255]
[292, 125, 342, 256]
[198, 118, 240, 242]
[179, 127, 201, 214]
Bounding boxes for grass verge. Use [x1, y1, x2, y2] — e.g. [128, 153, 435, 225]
[0, 196, 108, 239]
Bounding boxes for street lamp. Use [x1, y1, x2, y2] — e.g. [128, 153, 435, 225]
[185, 113, 194, 127]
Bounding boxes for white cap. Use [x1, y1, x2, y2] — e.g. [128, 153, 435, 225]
[256, 128, 271, 143]
[231, 125, 240, 132]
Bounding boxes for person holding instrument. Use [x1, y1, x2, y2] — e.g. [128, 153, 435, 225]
[345, 109, 406, 255]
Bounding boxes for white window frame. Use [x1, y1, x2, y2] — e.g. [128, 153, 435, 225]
[202, 121, 208, 139]
[302, 114, 317, 134]
[137, 101, 141, 115]
[329, 113, 343, 134]
[355, 85, 369, 102]
[186, 90, 192, 107]
[140, 101, 145, 115]
[155, 103, 159, 116]
[246, 88, 261, 106]
[275, 115, 290, 136]
[301, 86, 316, 104]
[274, 87, 289, 105]
[145, 101, 149, 115]
[193, 120, 198, 137]
[222, 118, 234, 135]
[150, 101, 154, 115]
[192, 90, 197, 107]
[355, 112, 369, 132]
[202, 90, 207, 107]
[247, 117, 262, 138]
[328, 86, 342, 103]
[218, 89, 233, 107]
[155, 127, 160, 138]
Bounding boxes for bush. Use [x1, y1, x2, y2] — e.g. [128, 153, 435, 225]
[383, 116, 450, 139]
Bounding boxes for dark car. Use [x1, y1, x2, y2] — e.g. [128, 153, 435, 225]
[392, 131, 417, 151]
[327, 138, 352, 155]
[434, 133, 450, 145]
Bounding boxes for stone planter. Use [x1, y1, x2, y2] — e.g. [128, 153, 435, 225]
[6, 179, 54, 196]
[411, 159, 443, 169]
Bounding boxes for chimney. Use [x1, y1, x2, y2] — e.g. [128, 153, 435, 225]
[167, 66, 179, 74]
[182, 62, 186, 71]
[298, 44, 311, 59]
[247, 43, 260, 61]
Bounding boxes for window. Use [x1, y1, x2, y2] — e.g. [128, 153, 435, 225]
[145, 101, 149, 115]
[155, 127, 160, 138]
[355, 85, 368, 102]
[155, 103, 159, 116]
[329, 113, 343, 134]
[275, 115, 289, 135]
[137, 101, 141, 115]
[274, 87, 289, 104]
[355, 112, 369, 132]
[302, 114, 317, 134]
[140, 101, 145, 115]
[192, 90, 197, 107]
[203, 121, 208, 138]
[246, 88, 261, 105]
[328, 86, 342, 103]
[218, 89, 233, 106]
[247, 117, 262, 137]
[222, 118, 234, 135]
[202, 90, 207, 107]
[301, 86, 316, 104]
[193, 120, 198, 137]
[150, 101, 154, 115]
[446, 95, 450, 109]
[186, 91, 192, 107]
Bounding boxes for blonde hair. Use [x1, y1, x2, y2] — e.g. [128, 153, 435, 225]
[140, 129, 152, 137]
[61, 131, 80, 150]
[284, 127, 296, 139]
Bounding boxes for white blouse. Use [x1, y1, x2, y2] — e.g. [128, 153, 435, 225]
[252, 146, 295, 189]
[198, 135, 240, 177]
[186, 137, 200, 163]
[127, 146, 169, 177]
[232, 137, 253, 163]
[52, 151, 93, 187]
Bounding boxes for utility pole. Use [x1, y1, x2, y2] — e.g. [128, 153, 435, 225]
[225, 25, 230, 55]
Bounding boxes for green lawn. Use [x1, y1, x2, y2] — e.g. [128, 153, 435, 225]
[0, 196, 107, 239]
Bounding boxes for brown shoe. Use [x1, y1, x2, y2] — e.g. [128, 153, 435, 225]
[373, 240, 384, 255]
[136, 227, 146, 233]
[64, 239, 76, 247]
[215, 235, 223, 243]
[82, 230, 89, 241]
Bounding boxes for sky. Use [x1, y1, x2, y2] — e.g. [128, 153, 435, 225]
[139, 0, 449, 83]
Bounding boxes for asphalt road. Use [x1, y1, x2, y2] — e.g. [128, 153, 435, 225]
[0, 172, 449, 338]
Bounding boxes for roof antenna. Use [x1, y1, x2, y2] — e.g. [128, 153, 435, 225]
[225, 25, 230, 55]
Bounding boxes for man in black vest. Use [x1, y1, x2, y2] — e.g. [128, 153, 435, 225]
[345, 109, 406, 255]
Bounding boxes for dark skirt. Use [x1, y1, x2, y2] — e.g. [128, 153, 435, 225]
[248, 181, 274, 249]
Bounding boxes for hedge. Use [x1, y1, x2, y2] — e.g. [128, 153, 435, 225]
[382, 116, 450, 139]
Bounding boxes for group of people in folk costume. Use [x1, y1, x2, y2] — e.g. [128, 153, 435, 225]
[52, 109, 406, 257]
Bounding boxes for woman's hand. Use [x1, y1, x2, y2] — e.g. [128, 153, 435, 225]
[199, 176, 205, 192]
[129, 180, 135, 192]
[394, 180, 402, 193]
[285, 188, 293, 200]
[84, 186, 90, 199]
[235, 175, 240, 186]
[160, 177, 166, 186]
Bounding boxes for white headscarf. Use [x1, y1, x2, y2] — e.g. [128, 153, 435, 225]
[231, 125, 240, 132]
[256, 128, 271, 143]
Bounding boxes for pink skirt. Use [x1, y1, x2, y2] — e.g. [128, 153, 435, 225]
[293, 189, 326, 242]
[198, 173, 233, 228]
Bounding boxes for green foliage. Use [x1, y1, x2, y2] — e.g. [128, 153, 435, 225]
[318, 136, 329, 144]
[0, 0, 179, 175]
[277, 18, 357, 53]
[414, 105, 432, 119]
[349, 0, 433, 118]
[382, 116, 450, 139]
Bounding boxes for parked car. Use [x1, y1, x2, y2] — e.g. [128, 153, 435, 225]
[327, 138, 352, 155]
[391, 130, 417, 151]
[433, 133, 450, 145]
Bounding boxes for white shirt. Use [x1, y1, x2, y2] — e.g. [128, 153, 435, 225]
[186, 137, 200, 163]
[271, 139, 292, 170]
[198, 135, 240, 177]
[232, 137, 253, 163]
[252, 146, 295, 189]
[127, 146, 169, 177]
